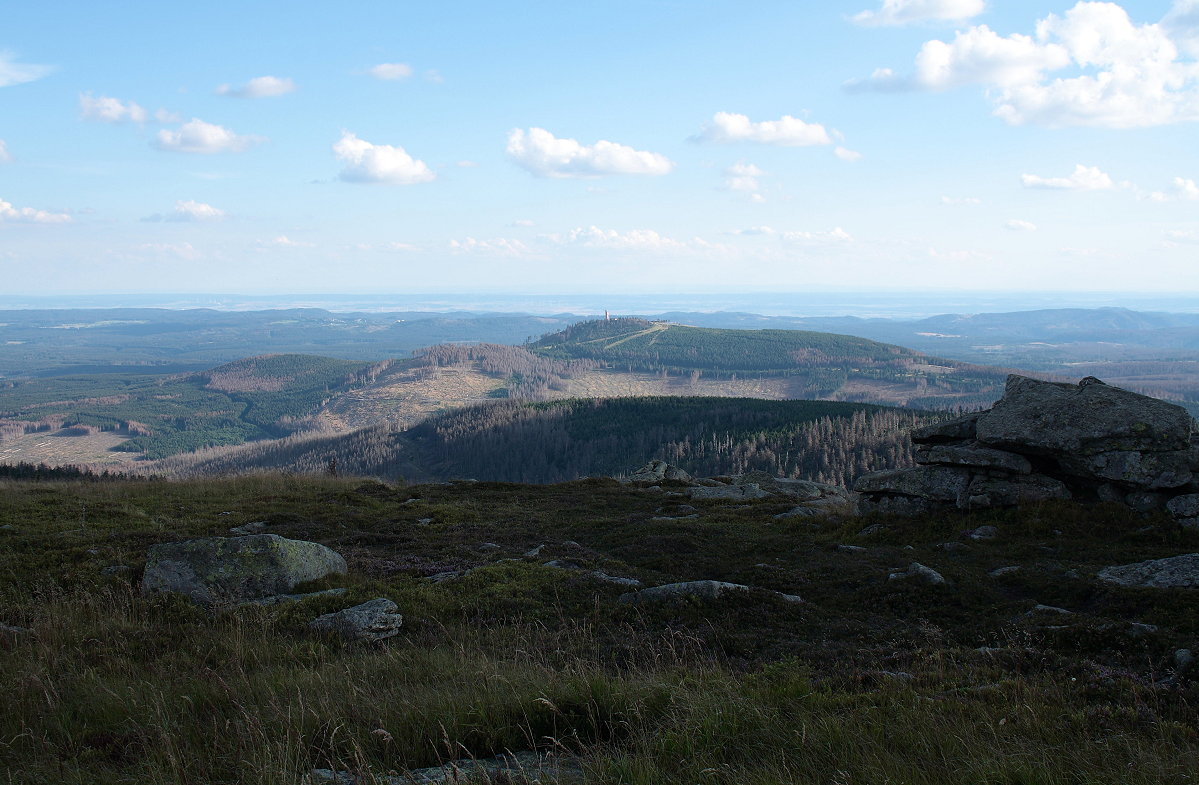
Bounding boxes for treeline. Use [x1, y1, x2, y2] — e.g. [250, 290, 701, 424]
[414, 344, 599, 399]
[0, 461, 132, 482]
[163, 397, 940, 487]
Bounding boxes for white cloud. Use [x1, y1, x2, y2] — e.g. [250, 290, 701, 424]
[1021, 164, 1115, 190]
[853, 2, 1199, 128]
[548, 226, 689, 250]
[142, 200, 227, 222]
[0, 140, 9, 164]
[853, 0, 985, 26]
[1166, 228, 1199, 244]
[216, 76, 295, 98]
[424, 69, 444, 84]
[941, 195, 982, 204]
[333, 132, 435, 184]
[268, 235, 314, 248]
[369, 63, 414, 81]
[506, 127, 673, 178]
[834, 146, 863, 162]
[155, 108, 182, 123]
[0, 197, 71, 224]
[1006, 219, 1038, 231]
[448, 237, 529, 255]
[782, 227, 854, 244]
[155, 119, 262, 154]
[1150, 176, 1199, 201]
[80, 93, 148, 123]
[1164, 0, 1199, 57]
[694, 112, 834, 146]
[729, 226, 777, 236]
[0, 51, 52, 88]
[723, 162, 765, 192]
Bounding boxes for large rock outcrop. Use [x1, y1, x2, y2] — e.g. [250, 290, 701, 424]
[855, 375, 1198, 518]
[142, 534, 347, 606]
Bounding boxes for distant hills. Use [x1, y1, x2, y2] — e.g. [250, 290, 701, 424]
[162, 396, 936, 486]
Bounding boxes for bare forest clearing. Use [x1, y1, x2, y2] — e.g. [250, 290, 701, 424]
[0, 428, 139, 468]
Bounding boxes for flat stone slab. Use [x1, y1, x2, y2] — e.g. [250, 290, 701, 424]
[916, 443, 1032, 474]
[687, 484, 770, 500]
[1097, 553, 1199, 589]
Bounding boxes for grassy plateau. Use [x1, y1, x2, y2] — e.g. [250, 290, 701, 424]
[1, 473, 1197, 784]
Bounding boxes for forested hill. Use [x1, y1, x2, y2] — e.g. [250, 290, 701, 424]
[529, 318, 920, 373]
[164, 396, 937, 486]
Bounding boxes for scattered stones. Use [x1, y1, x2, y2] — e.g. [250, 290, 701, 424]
[416, 518, 434, 525]
[1096, 553, 1199, 589]
[478, 542, 501, 552]
[989, 566, 1021, 578]
[836, 545, 866, 553]
[657, 504, 697, 515]
[308, 598, 404, 643]
[1167, 494, 1199, 528]
[524, 544, 546, 558]
[967, 525, 999, 541]
[228, 521, 267, 536]
[1175, 649, 1196, 675]
[141, 534, 347, 606]
[888, 562, 946, 586]
[937, 542, 970, 552]
[857, 524, 888, 537]
[651, 514, 699, 521]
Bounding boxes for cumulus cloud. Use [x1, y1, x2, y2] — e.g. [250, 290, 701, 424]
[834, 146, 863, 162]
[141, 200, 227, 223]
[155, 119, 262, 154]
[0, 51, 52, 88]
[729, 226, 777, 236]
[0, 140, 9, 164]
[333, 132, 435, 184]
[506, 128, 673, 178]
[1150, 176, 1199, 201]
[80, 93, 148, 123]
[1166, 228, 1199, 244]
[851, 2, 1199, 128]
[723, 162, 765, 192]
[267, 235, 314, 248]
[853, 0, 985, 26]
[369, 63, 414, 80]
[448, 236, 529, 255]
[1022, 164, 1115, 190]
[216, 76, 295, 98]
[0, 197, 72, 224]
[694, 112, 834, 146]
[546, 225, 691, 250]
[782, 227, 854, 243]
[1006, 219, 1038, 231]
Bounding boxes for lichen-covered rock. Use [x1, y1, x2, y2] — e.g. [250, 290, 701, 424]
[1167, 494, 1199, 520]
[1057, 449, 1193, 489]
[963, 474, 1071, 509]
[911, 414, 980, 444]
[624, 460, 693, 484]
[855, 494, 935, 517]
[889, 562, 946, 586]
[854, 466, 971, 503]
[619, 580, 750, 603]
[309, 598, 403, 642]
[142, 534, 347, 606]
[916, 443, 1032, 474]
[975, 375, 1192, 456]
[1096, 553, 1199, 589]
[687, 483, 770, 500]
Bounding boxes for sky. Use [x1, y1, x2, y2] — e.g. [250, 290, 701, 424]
[1, 0, 1198, 296]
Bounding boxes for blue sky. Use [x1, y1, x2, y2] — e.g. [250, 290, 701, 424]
[1, 0, 1197, 295]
